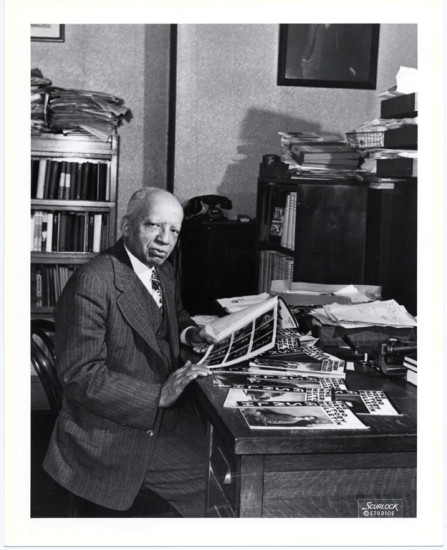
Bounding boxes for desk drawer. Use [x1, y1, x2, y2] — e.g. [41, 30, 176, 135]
[207, 426, 237, 517]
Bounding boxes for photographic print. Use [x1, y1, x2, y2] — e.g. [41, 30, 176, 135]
[31, 24, 65, 42]
[277, 24, 380, 89]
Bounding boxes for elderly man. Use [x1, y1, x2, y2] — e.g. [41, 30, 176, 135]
[43, 187, 214, 517]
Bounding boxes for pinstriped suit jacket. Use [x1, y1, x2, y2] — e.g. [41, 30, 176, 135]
[43, 239, 196, 510]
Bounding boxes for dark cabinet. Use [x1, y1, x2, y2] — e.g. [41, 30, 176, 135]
[257, 178, 369, 289]
[364, 180, 417, 315]
[256, 176, 417, 315]
[180, 221, 257, 314]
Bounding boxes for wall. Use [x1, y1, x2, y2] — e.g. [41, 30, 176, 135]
[175, 24, 417, 218]
[31, 24, 171, 228]
[31, 23, 417, 225]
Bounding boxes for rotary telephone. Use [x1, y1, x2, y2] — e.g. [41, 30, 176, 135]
[183, 195, 232, 221]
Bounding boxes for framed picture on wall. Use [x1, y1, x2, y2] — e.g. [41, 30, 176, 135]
[31, 24, 65, 42]
[277, 24, 380, 89]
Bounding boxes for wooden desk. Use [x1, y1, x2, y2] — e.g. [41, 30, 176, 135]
[193, 362, 417, 518]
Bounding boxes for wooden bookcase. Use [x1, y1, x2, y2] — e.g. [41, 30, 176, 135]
[256, 177, 369, 293]
[31, 133, 119, 319]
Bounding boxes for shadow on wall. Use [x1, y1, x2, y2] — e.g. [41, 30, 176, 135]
[215, 107, 345, 217]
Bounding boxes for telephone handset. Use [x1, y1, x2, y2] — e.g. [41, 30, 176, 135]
[183, 195, 232, 221]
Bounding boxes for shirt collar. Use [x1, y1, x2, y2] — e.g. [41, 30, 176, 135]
[123, 243, 154, 277]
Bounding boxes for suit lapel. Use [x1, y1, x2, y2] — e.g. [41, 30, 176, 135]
[111, 241, 164, 360]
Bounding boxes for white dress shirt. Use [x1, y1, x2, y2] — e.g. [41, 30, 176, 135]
[123, 243, 192, 344]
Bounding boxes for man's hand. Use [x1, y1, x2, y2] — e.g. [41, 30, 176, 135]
[159, 361, 211, 408]
[185, 326, 216, 354]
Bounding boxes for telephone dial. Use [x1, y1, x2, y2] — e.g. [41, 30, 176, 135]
[183, 195, 232, 221]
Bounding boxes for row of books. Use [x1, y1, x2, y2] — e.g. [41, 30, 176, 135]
[268, 191, 297, 250]
[31, 158, 110, 201]
[31, 210, 108, 253]
[258, 183, 296, 245]
[258, 250, 294, 294]
[31, 264, 79, 308]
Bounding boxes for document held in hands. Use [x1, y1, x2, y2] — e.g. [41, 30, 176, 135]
[198, 296, 298, 368]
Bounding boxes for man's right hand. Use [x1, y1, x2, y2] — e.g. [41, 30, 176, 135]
[159, 361, 211, 408]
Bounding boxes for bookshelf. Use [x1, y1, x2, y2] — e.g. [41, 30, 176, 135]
[31, 133, 119, 318]
[256, 177, 369, 293]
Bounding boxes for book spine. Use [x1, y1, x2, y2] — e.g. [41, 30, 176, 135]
[52, 213, 59, 252]
[88, 163, 99, 201]
[58, 161, 67, 199]
[64, 164, 72, 200]
[280, 194, 291, 249]
[48, 160, 61, 199]
[98, 162, 108, 201]
[75, 163, 83, 200]
[41, 213, 48, 252]
[36, 160, 47, 199]
[81, 162, 90, 200]
[35, 266, 43, 308]
[31, 159, 39, 198]
[92, 213, 102, 252]
[69, 162, 78, 200]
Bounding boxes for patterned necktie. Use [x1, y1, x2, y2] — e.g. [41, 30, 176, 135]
[150, 268, 163, 309]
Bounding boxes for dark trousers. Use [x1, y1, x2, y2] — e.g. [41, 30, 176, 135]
[139, 402, 208, 518]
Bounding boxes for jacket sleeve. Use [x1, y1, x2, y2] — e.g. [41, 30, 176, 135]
[54, 269, 162, 432]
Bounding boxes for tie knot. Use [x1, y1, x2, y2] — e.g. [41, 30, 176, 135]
[150, 269, 163, 309]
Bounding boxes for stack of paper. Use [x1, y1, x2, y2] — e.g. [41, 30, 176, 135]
[270, 281, 381, 307]
[45, 87, 133, 140]
[311, 299, 417, 329]
[31, 68, 52, 135]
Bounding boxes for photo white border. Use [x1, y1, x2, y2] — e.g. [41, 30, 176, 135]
[3, 0, 445, 547]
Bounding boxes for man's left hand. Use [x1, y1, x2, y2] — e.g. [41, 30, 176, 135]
[185, 326, 216, 353]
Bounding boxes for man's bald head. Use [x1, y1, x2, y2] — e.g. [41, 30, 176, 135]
[121, 187, 184, 267]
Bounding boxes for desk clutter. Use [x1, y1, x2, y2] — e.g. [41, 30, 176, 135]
[193, 293, 415, 431]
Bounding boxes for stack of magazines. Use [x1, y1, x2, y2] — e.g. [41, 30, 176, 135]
[196, 296, 403, 431]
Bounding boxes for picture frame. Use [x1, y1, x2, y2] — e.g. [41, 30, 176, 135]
[277, 24, 380, 89]
[31, 24, 65, 42]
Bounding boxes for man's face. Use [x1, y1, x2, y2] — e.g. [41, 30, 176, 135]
[122, 195, 183, 267]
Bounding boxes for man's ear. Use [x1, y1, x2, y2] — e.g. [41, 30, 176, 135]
[121, 216, 129, 237]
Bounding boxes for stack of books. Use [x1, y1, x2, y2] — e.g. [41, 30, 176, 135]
[278, 131, 362, 178]
[403, 353, 417, 386]
[290, 143, 362, 171]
